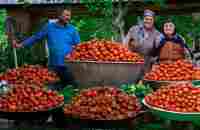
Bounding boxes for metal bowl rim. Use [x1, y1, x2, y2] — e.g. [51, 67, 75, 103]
[143, 79, 200, 83]
[143, 99, 200, 115]
[65, 60, 144, 64]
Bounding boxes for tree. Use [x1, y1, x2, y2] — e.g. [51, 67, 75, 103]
[0, 10, 11, 72]
[71, 0, 114, 41]
[112, 0, 167, 43]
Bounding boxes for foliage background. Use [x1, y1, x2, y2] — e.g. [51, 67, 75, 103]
[0, 9, 10, 72]
[71, 0, 113, 41]
[0, 0, 200, 72]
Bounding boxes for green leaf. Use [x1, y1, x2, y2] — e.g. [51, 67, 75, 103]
[192, 81, 200, 87]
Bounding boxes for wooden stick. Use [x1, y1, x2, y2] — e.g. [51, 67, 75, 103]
[13, 47, 18, 68]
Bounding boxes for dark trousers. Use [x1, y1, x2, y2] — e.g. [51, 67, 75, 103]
[48, 65, 77, 89]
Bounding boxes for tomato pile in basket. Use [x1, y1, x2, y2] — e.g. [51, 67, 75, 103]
[145, 60, 200, 81]
[0, 85, 64, 112]
[64, 86, 141, 120]
[67, 39, 144, 63]
[0, 65, 59, 87]
[145, 83, 200, 112]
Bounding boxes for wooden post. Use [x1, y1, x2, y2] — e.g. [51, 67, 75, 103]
[5, 16, 18, 68]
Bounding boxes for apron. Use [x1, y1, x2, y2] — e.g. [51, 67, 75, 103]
[159, 41, 185, 63]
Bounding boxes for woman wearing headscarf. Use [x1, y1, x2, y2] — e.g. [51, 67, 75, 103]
[157, 19, 193, 63]
[124, 9, 161, 72]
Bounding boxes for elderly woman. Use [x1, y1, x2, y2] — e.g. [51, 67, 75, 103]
[157, 19, 193, 63]
[124, 9, 161, 72]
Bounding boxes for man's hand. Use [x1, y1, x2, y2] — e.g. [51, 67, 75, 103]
[12, 39, 23, 48]
[66, 54, 71, 59]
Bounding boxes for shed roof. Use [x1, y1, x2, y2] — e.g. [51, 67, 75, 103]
[2, 0, 200, 14]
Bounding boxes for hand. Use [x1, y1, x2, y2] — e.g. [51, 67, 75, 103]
[123, 43, 129, 49]
[12, 39, 23, 48]
[128, 39, 136, 50]
[72, 45, 76, 49]
[66, 54, 71, 59]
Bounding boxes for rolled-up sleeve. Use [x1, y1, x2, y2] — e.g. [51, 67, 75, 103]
[155, 32, 162, 48]
[124, 26, 135, 45]
[22, 24, 48, 47]
[156, 34, 166, 49]
[151, 32, 163, 63]
[124, 26, 141, 50]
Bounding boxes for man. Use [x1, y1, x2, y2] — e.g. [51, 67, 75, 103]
[13, 8, 80, 90]
[124, 9, 161, 72]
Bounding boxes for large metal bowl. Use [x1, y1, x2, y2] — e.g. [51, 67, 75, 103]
[143, 99, 200, 122]
[63, 111, 146, 129]
[65, 60, 144, 87]
[0, 102, 64, 120]
[143, 79, 193, 89]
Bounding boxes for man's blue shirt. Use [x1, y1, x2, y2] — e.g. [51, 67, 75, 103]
[22, 22, 80, 66]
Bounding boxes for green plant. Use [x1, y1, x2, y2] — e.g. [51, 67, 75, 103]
[71, 0, 114, 41]
[120, 83, 153, 98]
[71, 16, 113, 41]
[60, 85, 78, 103]
[144, 0, 167, 8]
[0, 10, 11, 72]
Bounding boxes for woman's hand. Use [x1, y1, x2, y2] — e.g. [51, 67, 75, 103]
[123, 42, 129, 49]
[12, 39, 23, 48]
